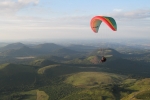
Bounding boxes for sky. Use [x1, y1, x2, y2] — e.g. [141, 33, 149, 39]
[0, 0, 150, 41]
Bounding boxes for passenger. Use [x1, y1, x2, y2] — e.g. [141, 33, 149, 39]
[100, 56, 106, 63]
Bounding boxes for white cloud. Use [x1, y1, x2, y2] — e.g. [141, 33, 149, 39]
[0, 0, 39, 16]
[18, 0, 39, 5]
[106, 9, 150, 20]
[113, 9, 122, 12]
[0, 8, 150, 41]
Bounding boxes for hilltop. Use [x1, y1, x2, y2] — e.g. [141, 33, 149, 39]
[0, 42, 26, 51]
[66, 48, 123, 64]
[0, 46, 40, 57]
[65, 72, 126, 88]
[32, 43, 63, 53]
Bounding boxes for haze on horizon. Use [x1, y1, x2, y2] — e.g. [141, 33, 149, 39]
[0, 0, 150, 41]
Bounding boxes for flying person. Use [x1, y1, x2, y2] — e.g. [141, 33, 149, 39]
[90, 16, 117, 63]
[100, 56, 106, 63]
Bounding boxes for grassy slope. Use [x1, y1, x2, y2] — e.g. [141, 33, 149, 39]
[64, 72, 126, 88]
[121, 78, 150, 100]
[30, 59, 57, 67]
[37, 64, 60, 74]
[0, 90, 49, 100]
[36, 90, 49, 100]
[0, 63, 37, 93]
[62, 72, 125, 100]
[61, 88, 115, 100]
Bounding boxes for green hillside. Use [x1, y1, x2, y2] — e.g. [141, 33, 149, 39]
[30, 59, 57, 67]
[0, 46, 40, 56]
[0, 43, 150, 100]
[1, 89, 49, 100]
[121, 78, 150, 100]
[88, 48, 124, 58]
[87, 55, 101, 64]
[53, 48, 79, 55]
[38, 64, 60, 74]
[66, 48, 123, 64]
[0, 63, 36, 93]
[33, 43, 63, 53]
[64, 72, 126, 88]
[37, 55, 67, 63]
[0, 63, 35, 75]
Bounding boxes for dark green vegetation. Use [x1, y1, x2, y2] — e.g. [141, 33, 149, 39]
[0, 42, 150, 100]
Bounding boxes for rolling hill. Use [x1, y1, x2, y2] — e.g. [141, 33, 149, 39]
[89, 48, 123, 57]
[30, 59, 57, 67]
[66, 44, 97, 52]
[0, 42, 150, 100]
[0, 46, 40, 57]
[66, 48, 123, 64]
[0, 42, 26, 51]
[52, 47, 81, 57]
[121, 78, 150, 100]
[65, 72, 126, 88]
[32, 43, 63, 53]
[0, 63, 36, 91]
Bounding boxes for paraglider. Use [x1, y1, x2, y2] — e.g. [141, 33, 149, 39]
[90, 16, 117, 63]
[90, 16, 117, 33]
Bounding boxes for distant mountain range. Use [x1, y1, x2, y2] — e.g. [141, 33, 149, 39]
[32, 43, 63, 53]
[0, 42, 96, 57]
[66, 44, 97, 52]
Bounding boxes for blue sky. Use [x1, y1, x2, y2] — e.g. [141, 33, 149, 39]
[0, 0, 150, 41]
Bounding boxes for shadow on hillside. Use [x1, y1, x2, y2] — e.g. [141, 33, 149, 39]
[112, 84, 138, 100]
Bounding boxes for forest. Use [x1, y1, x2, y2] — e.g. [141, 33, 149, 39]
[0, 42, 150, 100]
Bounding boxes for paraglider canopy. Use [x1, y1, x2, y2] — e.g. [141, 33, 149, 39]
[90, 16, 117, 33]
